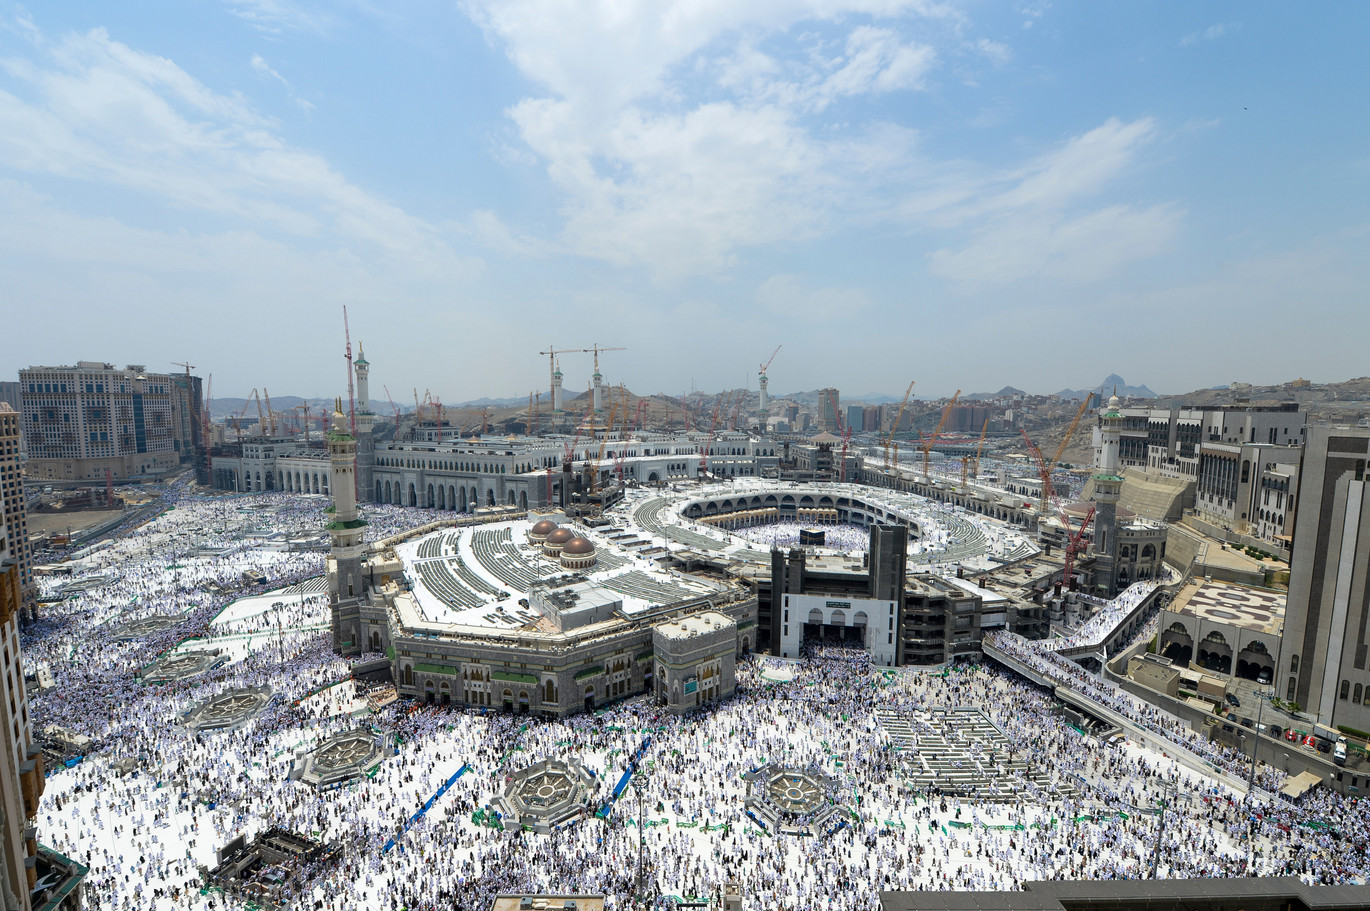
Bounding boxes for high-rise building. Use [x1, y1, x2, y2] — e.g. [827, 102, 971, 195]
[818, 388, 840, 433]
[0, 405, 34, 624]
[18, 363, 179, 481]
[0, 403, 47, 906]
[1282, 426, 1370, 729]
[168, 372, 205, 482]
[844, 404, 863, 434]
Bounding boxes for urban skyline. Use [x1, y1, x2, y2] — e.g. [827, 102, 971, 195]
[2, 2, 1369, 399]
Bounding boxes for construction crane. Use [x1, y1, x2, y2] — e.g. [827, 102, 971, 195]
[342, 306, 356, 437]
[973, 417, 990, 480]
[921, 390, 961, 481]
[1062, 505, 1095, 588]
[250, 388, 266, 438]
[383, 385, 401, 431]
[294, 404, 311, 443]
[1049, 393, 1095, 474]
[231, 390, 256, 444]
[759, 345, 781, 377]
[263, 387, 278, 436]
[698, 392, 732, 478]
[1020, 429, 1054, 518]
[590, 403, 618, 493]
[883, 380, 916, 470]
[589, 343, 625, 377]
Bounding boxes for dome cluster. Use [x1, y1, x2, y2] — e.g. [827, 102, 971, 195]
[527, 519, 597, 569]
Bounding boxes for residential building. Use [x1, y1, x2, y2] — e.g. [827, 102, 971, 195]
[18, 363, 179, 481]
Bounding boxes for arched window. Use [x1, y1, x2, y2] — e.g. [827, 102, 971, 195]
[1355, 683, 1363, 704]
[1290, 655, 1299, 673]
[1341, 680, 1351, 700]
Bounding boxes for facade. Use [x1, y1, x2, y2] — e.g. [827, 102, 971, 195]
[882, 877, 1368, 911]
[168, 372, 205, 479]
[1282, 425, 1370, 730]
[1116, 402, 1306, 468]
[762, 525, 1044, 666]
[0, 438, 48, 908]
[18, 363, 180, 481]
[1194, 441, 1301, 533]
[1255, 461, 1299, 544]
[818, 388, 840, 433]
[0, 405, 35, 623]
[652, 611, 738, 712]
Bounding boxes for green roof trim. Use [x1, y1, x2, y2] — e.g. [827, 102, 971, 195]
[737, 619, 755, 630]
[413, 662, 458, 676]
[492, 670, 538, 684]
[574, 665, 605, 681]
[386, 646, 396, 660]
[635, 649, 655, 661]
[326, 518, 368, 531]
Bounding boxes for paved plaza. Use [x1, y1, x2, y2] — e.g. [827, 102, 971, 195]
[18, 486, 1370, 911]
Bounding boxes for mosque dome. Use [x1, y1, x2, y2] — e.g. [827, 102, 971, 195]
[545, 527, 575, 546]
[562, 536, 595, 556]
[528, 519, 559, 541]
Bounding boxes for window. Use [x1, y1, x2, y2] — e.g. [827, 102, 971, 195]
[1355, 684, 1363, 704]
[1287, 679, 1296, 702]
[1290, 655, 1299, 673]
[1341, 680, 1351, 700]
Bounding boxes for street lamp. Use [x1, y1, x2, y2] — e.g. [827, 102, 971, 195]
[1245, 694, 1268, 873]
[1147, 776, 1179, 880]
[629, 774, 646, 906]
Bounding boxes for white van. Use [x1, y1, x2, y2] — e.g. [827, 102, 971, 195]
[1333, 736, 1348, 766]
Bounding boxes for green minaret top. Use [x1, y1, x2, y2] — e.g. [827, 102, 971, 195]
[354, 343, 368, 367]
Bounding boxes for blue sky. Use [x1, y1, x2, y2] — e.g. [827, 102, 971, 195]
[1, 1, 1367, 401]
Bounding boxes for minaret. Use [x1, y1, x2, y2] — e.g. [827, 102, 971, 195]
[758, 373, 769, 433]
[551, 360, 564, 413]
[326, 399, 367, 655]
[1092, 393, 1123, 596]
[592, 356, 604, 416]
[353, 344, 376, 503]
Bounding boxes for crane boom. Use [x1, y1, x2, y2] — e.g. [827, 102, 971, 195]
[973, 417, 990, 480]
[1049, 393, 1095, 473]
[759, 345, 781, 375]
[884, 380, 916, 470]
[921, 390, 961, 480]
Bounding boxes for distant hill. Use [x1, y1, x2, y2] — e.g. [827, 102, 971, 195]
[965, 386, 1026, 401]
[1056, 374, 1157, 401]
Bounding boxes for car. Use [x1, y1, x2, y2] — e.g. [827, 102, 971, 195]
[1241, 717, 1254, 729]
[1315, 736, 1333, 754]
[1225, 693, 1241, 707]
[1334, 737, 1349, 766]
[1257, 670, 1273, 684]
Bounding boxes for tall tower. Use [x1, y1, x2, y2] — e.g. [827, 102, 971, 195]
[758, 373, 769, 433]
[592, 359, 604, 416]
[353, 345, 375, 503]
[551, 360, 564, 414]
[1091, 393, 1123, 596]
[326, 400, 367, 655]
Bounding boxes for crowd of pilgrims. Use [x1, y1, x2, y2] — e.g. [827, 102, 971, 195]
[17, 487, 1370, 910]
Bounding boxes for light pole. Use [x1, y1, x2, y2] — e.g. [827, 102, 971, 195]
[630, 774, 645, 906]
[1245, 694, 1267, 873]
[1147, 776, 1178, 880]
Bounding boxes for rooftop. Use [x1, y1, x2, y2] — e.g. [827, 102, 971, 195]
[1168, 578, 1285, 634]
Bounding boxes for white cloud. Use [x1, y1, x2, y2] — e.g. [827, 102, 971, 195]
[221, 0, 336, 36]
[463, 0, 955, 275]
[1180, 23, 1234, 47]
[757, 274, 870, 322]
[927, 203, 1181, 286]
[0, 25, 473, 275]
[250, 53, 315, 112]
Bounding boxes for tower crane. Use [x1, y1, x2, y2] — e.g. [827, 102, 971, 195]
[825, 388, 854, 482]
[883, 380, 916, 470]
[252, 388, 265, 438]
[263, 387, 277, 436]
[921, 390, 961, 481]
[294, 404, 312, 443]
[973, 417, 990, 480]
[698, 392, 732, 478]
[1049, 393, 1095, 474]
[759, 345, 781, 376]
[383, 385, 401, 431]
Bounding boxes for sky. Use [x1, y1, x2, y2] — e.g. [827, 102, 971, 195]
[1, 1, 1367, 403]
